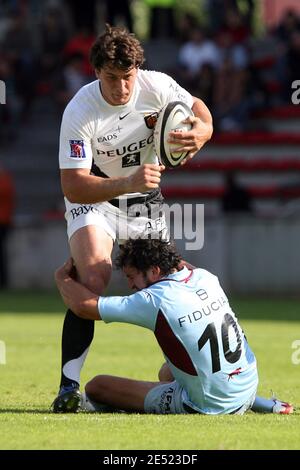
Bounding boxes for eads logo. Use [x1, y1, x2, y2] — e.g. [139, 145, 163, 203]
[97, 126, 122, 143]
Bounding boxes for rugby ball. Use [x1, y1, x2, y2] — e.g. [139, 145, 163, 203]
[154, 101, 194, 168]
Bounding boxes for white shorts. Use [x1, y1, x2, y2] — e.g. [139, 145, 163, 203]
[64, 189, 169, 243]
[144, 381, 256, 415]
[144, 381, 186, 414]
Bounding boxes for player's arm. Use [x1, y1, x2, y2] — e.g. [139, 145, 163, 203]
[168, 97, 213, 161]
[192, 96, 213, 124]
[55, 259, 101, 320]
[61, 164, 165, 204]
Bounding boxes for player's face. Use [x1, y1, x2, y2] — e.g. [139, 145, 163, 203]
[123, 266, 159, 291]
[96, 65, 137, 106]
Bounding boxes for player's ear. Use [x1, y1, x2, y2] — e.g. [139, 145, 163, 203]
[150, 265, 161, 281]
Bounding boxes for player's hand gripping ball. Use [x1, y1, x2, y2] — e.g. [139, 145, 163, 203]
[154, 101, 194, 168]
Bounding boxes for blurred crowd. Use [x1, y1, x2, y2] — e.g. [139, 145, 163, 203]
[0, 0, 300, 140]
[174, 3, 300, 131]
[0, 0, 300, 289]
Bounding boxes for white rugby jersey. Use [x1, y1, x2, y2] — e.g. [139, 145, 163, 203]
[99, 266, 258, 415]
[59, 69, 193, 197]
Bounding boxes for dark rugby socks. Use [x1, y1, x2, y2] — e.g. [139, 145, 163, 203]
[60, 309, 94, 388]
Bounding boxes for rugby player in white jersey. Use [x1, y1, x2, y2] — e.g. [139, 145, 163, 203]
[55, 239, 293, 415]
[53, 24, 213, 412]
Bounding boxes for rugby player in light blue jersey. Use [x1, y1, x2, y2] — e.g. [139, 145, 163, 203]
[55, 239, 293, 415]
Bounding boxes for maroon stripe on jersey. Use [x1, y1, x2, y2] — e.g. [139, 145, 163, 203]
[154, 310, 197, 376]
[150, 269, 194, 287]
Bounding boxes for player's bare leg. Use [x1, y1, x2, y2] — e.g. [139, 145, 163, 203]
[251, 395, 294, 414]
[83, 375, 159, 412]
[52, 225, 113, 413]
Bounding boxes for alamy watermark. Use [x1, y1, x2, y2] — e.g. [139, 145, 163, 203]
[0, 340, 6, 364]
[291, 339, 300, 365]
[70, 201, 205, 250]
[0, 80, 6, 104]
[291, 80, 300, 104]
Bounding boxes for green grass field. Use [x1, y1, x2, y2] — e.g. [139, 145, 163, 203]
[0, 291, 299, 450]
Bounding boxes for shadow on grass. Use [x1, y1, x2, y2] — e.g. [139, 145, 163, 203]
[0, 409, 54, 414]
[0, 408, 126, 416]
[0, 288, 129, 314]
[0, 290, 64, 313]
[230, 298, 300, 322]
[0, 290, 299, 322]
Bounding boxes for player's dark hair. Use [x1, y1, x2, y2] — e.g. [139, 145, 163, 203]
[115, 238, 182, 276]
[90, 24, 145, 70]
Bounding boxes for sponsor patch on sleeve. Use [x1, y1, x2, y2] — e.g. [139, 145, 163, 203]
[69, 140, 86, 159]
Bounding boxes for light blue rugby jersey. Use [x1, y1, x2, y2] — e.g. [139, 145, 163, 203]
[99, 266, 258, 414]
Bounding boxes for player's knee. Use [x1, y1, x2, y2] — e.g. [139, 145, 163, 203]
[80, 264, 112, 294]
[84, 274, 107, 294]
[158, 362, 174, 382]
[85, 375, 109, 402]
[85, 377, 100, 400]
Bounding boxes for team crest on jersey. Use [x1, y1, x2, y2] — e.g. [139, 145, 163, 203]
[144, 112, 159, 129]
[69, 140, 86, 159]
[122, 153, 140, 168]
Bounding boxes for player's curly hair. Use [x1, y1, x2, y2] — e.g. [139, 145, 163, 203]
[115, 238, 182, 276]
[90, 24, 145, 70]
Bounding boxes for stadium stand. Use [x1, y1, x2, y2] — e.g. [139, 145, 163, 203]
[3, 101, 300, 219]
[162, 105, 300, 217]
[2, 2, 300, 221]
